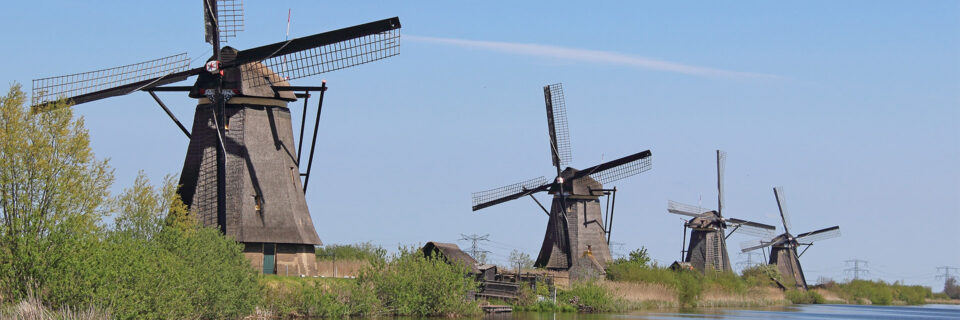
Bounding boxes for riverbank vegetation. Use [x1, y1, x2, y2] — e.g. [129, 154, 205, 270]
[261, 247, 480, 318]
[0, 86, 260, 319]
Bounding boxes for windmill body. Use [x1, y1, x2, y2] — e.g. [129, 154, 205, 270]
[768, 236, 806, 288]
[30, 1, 402, 276]
[179, 58, 322, 275]
[472, 83, 652, 281]
[537, 169, 612, 270]
[683, 211, 733, 272]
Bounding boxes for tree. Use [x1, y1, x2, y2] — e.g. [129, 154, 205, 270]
[509, 250, 533, 272]
[945, 277, 960, 299]
[0, 84, 114, 302]
[111, 171, 182, 240]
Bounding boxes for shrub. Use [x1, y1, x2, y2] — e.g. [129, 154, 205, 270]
[945, 277, 960, 299]
[316, 242, 387, 264]
[558, 281, 625, 312]
[785, 290, 825, 304]
[358, 246, 479, 317]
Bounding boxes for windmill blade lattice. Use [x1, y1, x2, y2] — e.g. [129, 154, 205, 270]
[239, 17, 401, 87]
[729, 223, 777, 238]
[471, 176, 550, 211]
[575, 150, 652, 185]
[544, 83, 572, 169]
[773, 186, 793, 233]
[740, 238, 777, 253]
[795, 226, 841, 243]
[667, 200, 709, 218]
[31, 53, 192, 107]
[215, 0, 244, 43]
[717, 150, 726, 215]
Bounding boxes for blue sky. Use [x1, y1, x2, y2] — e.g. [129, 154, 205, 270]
[1, 1, 957, 289]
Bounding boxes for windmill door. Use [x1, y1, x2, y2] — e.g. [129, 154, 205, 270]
[263, 243, 276, 274]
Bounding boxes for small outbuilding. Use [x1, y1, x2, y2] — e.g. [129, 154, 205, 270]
[422, 241, 479, 273]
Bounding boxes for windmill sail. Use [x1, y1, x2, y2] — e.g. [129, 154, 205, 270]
[205, 0, 245, 44]
[31, 53, 194, 108]
[238, 17, 401, 87]
[471, 176, 551, 211]
[668, 200, 709, 218]
[773, 186, 793, 234]
[544, 83, 572, 171]
[573, 150, 653, 185]
[726, 218, 777, 237]
[795, 225, 841, 243]
[716, 150, 726, 216]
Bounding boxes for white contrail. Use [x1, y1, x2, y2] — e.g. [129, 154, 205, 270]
[406, 35, 780, 80]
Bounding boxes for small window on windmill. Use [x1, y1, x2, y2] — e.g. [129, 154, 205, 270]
[253, 194, 262, 214]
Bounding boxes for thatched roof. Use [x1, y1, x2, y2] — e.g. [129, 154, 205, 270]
[422, 242, 478, 273]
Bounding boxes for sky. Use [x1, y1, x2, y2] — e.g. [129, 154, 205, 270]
[1, 1, 957, 289]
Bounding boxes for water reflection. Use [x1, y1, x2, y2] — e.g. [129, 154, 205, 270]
[478, 304, 960, 320]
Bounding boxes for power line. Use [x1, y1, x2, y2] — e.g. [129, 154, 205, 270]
[844, 259, 869, 280]
[936, 266, 959, 281]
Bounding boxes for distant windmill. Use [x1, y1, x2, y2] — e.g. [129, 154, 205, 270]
[30, 0, 401, 275]
[741, 187, 841, 289]
[471, 83, 653, 276]
[668, 150, 776, 273]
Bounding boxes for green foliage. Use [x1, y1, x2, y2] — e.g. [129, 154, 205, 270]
[674, 270, 703, 307]
[614, 247, 651, 267]
[838, 280, 894, 305]
[741, 264, 783, 287]
[0, 84, 114, 305]
[0, 85, 260, 319]
[359, 246, 480, 317]
[264, 247, 482, 317]
[785, 289, 825, 304]
[315, 242, 387, 263]
[260, 277, 379, 318]
[558, 281, 626, 312]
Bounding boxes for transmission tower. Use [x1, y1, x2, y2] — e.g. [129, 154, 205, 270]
[459, 233, 490, 263]
[936, 266, 960, 281]
[844, 259, 870, 280]
[737, 252, 764, 270]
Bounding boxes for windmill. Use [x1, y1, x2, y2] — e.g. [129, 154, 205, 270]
[667, 150, 776, 273]
[30, 0, 401, 276]
[741, 187, 841, 289]
[471, 83, 653, 278]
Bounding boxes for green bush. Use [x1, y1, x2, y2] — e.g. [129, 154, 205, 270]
[316, 242, 387, 263]
[741, 264, 783, 287]
[558, 281, 626, 312]
[358, 246, 479, 317]
[785, 290, 825, 304]
[840, 280, 894, 305]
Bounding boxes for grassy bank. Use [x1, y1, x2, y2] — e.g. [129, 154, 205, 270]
[814, 279, 936, 305]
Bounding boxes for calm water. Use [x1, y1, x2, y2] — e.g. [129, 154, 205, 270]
[480, 304, 960, 320]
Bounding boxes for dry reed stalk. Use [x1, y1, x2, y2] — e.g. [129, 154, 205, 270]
[601, 280, 678, 304]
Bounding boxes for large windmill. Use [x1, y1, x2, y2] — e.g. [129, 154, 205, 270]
[741, 187, 841, 289]
[667, 150, 776, 273]
[30, 1, 401, 276]
[471, 83, 653, 278]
